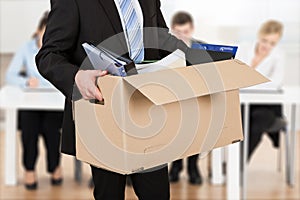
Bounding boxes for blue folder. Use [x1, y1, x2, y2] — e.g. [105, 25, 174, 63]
[191, 43, 238, 58]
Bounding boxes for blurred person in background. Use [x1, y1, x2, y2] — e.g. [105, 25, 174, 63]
[168, 11, 204, 185]
[170, 11, 205, 48]
[237, 20, 286, 161]
[5, 11, 63, 190]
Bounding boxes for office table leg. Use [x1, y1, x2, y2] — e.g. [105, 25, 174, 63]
[242, 103, 250, 199]
[227, 143, 240, 200]
[4, 108, 18, 185]
[212, 148, 224, 185]
[289, 103, 296, 186]
[285, 124, 291, 185]
[74, 158, 82, 183]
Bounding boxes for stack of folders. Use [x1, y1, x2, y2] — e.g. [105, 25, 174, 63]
[82, 43, 137, 77]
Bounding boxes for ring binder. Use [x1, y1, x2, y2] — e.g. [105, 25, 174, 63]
[82, 43, 138, 77]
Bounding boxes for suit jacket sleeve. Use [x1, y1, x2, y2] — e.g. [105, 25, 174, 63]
[35, 0, 80, 100]
[155, 0, 233, 65]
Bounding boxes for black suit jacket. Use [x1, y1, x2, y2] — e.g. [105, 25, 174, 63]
[36, 0, 232, 156]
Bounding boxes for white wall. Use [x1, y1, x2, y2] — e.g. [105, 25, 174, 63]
[0, 0, 50, 53]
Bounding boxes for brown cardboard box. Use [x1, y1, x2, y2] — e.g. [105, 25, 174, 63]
[74, 59, 268, 174]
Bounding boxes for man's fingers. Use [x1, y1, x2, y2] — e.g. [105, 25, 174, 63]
[94, 87, 103, 101]
[100, 70, 108, 76]
[91, 70, 107, 77]
[75, 69, 107, 100]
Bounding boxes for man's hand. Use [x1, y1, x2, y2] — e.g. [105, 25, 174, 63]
[27, 77, 39, 88]
[75, 70, 107, 101]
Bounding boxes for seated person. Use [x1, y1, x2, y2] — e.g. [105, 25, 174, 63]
[5, 11, 63, 190]
[237, 20, 285, 161]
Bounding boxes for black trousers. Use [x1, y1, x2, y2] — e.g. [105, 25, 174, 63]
[241, 105, 282, 161]
[170, 154, 199, 173]
[19, 110, 63, 173]
[91, 165, 170, 200]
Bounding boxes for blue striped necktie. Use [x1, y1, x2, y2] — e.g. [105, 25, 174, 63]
[119, 0, 144, 63]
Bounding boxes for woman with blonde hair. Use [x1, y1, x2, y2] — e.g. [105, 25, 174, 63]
[238, 20, 285, 161]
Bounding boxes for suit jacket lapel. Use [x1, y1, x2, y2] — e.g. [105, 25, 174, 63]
[98, 0, 130, 57]
[137, 0, 156, 27]
[97, 0, 123, 33]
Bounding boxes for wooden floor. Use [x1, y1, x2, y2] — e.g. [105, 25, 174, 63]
[0, 131, 299, 199]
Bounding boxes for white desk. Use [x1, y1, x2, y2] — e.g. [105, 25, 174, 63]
[213, 86, 299, 200]
[0, 85, 64, 185]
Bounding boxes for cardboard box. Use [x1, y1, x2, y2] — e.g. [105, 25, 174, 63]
[74, 59, 268, 174]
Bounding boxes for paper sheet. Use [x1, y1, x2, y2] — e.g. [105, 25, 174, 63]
[136, 49, 186, 74]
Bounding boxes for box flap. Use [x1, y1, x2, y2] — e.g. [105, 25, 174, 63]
[123, 59, 269, 105]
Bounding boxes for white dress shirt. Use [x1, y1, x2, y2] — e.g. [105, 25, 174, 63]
[236, 42, 285, 90]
